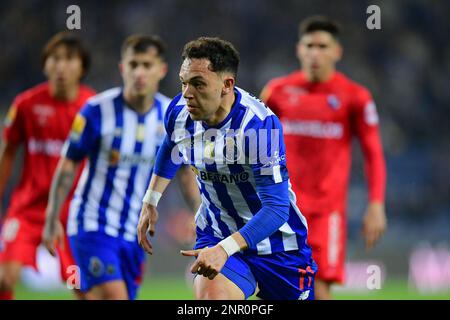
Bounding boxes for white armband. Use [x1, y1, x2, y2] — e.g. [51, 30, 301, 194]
[218, 236, 241, 257]
[142, 189, 162, 207]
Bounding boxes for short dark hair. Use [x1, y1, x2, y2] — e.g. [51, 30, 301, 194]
[121, 34, 166, 60]
[299, 15, 341, 41]
[181, 37, 240, 78]
[41, 31, 91, 76]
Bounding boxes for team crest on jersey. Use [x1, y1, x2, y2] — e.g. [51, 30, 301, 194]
[4, 105, 17, 127]
[89, 256, 104, 277]
[70, 113, 86, 142]
[204, 140, 215, 159]
[109, 149, 121, 166]
[327, 95, 341, 110]
[136, 124, 146, 142]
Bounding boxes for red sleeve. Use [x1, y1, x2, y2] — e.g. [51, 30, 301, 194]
[2, 96, 26, 145]
[351, 86, 386, 203]
[261, 80, 280, 115]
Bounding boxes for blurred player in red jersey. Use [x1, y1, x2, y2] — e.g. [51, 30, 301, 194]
[261, 16, 387, 299]
[0, 32, 95, 300]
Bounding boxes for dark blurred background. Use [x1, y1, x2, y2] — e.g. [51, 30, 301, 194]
[1, 0, 449, 295]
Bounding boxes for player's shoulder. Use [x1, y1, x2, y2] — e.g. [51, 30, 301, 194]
[237, 87, 273, 121]
[166, 92, 188, 117]
[12, 82, 50, 109]
[85, 87, 122, 107]
[162, 93, 190, 131]
[78, 84, 97, 99]
[335, 72, 372, 100]
[154, 91, 172, 112]
[236, 87, 282, 132]
[77, 87, 122, 121]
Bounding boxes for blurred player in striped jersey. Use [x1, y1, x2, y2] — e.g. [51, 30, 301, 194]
[0, 32, 95, 300]
[42, 34, 199, 300]
[138, 37, 317, 300]
[261, 16, 387, 299]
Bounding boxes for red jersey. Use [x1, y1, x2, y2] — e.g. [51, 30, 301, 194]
[2, 82, 95, 225]
[264, 71, 386, 214]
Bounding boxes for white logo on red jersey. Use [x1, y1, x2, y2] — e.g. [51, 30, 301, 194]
[282, 120, 344, 139]
[33, 104, 55, 126]
[283, 86, 307, 104]
[28, 138, 64, 157]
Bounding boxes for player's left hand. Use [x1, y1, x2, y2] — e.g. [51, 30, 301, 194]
[137, 203, 159, 255]
[42, 218, 65, 257]
[181, 245, 228, 280]
[362, 202, 387, 249]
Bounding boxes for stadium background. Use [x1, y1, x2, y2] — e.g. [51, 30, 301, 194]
[0, 0, 449, 299]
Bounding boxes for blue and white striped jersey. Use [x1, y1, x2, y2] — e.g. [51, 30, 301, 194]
[64, 87, 170, 242]
[162, 87, 309, 255]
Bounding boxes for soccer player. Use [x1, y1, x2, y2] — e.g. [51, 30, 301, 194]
[137, 37, 316, 300]
[42, 34, 198, 300]
[0, 32, 95, 300]
[260, 16, 387, 299]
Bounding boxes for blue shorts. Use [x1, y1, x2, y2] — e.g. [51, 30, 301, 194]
[194, 228, 317, 300]
[69, 232, 145, 300]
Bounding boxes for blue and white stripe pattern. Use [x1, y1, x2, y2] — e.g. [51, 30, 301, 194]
[65, 87, 170, 242]
[165, 87, 308, 255]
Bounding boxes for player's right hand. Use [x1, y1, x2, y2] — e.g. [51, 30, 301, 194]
[137, 203, 159, 255]
[42, 218, 64, 257]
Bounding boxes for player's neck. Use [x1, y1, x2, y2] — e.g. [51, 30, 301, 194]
[205, 92, 236, 127]
[303, 68, 335, 83]
[49, 83, 79, 102]
[123, 89, 154, 114]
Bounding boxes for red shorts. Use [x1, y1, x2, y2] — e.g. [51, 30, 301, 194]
[304, 210, 347, 284]
[0, 215, 76, 282]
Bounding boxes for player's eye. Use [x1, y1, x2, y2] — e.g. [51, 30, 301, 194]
[193, 82, 205, 89]
[143, 62, 152, 69]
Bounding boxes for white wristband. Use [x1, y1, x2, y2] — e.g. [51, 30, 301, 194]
[142, 189, 162, 207]
[218, 236, 241, 257]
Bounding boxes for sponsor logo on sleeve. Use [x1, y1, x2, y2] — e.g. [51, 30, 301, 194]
[4, 105, 17, 127]
[70, 113, 86, 141]
[364, 101, 379, 125]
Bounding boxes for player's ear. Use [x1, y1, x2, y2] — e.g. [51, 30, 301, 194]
[334, 42, 343, 62]
[158, 62, 168, 80]
[118, 62, 123, 76]
[221, 75, 235, 96]
[42, 60, 50, 78]
[296, 41, 301, 60]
